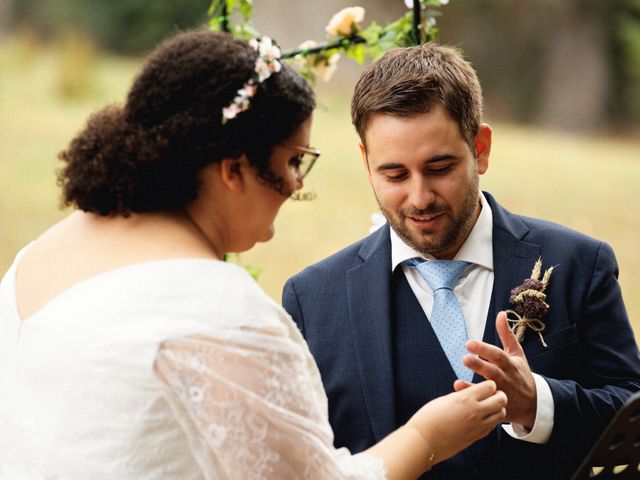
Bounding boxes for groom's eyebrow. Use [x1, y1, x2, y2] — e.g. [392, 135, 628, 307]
[426, 154, 456, 163]
[376, 162, 405, 172]
[376, 154, 456, 172]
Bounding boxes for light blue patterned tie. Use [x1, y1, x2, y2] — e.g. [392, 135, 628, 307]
[409, 258, 473, 382]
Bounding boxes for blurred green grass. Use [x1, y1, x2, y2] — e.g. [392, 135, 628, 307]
[1, 37, 639, 339]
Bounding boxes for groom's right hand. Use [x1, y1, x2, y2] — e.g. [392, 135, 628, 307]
[455, 311, 538, 429]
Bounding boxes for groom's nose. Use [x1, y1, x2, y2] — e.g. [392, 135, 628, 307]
[407, 176, 436, 210]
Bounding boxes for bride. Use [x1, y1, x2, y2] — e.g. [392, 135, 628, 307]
[0, 30, 506, 479]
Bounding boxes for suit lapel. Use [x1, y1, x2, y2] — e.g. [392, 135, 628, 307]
[346, 226, 396, 441]
[482, 193, 542, 350]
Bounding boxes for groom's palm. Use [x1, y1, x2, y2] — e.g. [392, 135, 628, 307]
[455, 312, 537, 429]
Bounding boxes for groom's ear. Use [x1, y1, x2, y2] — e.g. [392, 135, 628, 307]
[474, 124, 492, 175]
[359, 143, 373, 184]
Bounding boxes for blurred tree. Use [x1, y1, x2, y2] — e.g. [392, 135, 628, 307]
[535, 0, 629, 131]
[612, 0, 640, 125]
[0, 0, 10, 36]
[439, 0, 640, 132]
[10, 0, 208, 54]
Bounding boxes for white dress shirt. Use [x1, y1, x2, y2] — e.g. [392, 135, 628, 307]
[389, 192, 553, 444]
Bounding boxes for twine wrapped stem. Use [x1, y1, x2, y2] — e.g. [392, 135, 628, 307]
[506, 310, 548, 348]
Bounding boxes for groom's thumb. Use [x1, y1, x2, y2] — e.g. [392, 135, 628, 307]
[497, 311, 522, 355]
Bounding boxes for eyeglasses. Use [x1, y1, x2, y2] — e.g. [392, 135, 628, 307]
[287, 145, 320, 180]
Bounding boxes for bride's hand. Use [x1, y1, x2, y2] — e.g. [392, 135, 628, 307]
[406, 380, 507, 465]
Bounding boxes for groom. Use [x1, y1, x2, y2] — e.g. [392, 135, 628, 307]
[282, 44, 640, 479]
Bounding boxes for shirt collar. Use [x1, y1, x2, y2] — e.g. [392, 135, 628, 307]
[390, 191, 494, 271]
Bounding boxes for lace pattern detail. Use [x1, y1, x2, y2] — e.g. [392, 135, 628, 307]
[155, 312, 386, 480]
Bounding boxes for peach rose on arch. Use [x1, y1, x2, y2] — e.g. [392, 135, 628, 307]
[325, 6, 365, 37]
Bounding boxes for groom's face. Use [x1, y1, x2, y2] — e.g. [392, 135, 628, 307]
[362, 105, 491, 259]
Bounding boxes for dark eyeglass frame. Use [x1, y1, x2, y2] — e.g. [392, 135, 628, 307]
[288, 145, 320, 180]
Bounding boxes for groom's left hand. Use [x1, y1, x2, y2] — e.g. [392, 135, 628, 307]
[454, 311, 537, 429]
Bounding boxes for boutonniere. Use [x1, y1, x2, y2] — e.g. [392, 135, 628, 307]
[506, 258, 554, 348]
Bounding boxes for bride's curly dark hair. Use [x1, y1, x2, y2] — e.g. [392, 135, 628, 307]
[58, 29, 315, 216]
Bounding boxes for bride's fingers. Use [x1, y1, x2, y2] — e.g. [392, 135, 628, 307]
[453, 379, 472, 391]
[482, 407, 508, 425]
[476, 389, 508, 414]
[464, 379, 497, 400]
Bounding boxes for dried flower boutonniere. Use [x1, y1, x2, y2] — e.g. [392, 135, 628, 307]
[506, 258, 554, 348]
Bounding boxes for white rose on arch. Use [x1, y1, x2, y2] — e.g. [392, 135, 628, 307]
[315, 52, 340, 82]
[404, 0, 413, 7]
[325, 6, 365, 37]
[404, 0, 449, 7]
[297, 40, 341, 82]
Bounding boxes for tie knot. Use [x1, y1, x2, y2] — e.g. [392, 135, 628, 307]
[411, 259, 469, 292]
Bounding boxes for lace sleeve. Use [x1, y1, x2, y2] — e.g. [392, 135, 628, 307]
[154, 323, 386, 480]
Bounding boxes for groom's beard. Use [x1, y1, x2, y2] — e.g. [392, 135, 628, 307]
[375, 180, 480, 258]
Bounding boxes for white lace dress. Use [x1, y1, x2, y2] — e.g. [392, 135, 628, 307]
[0, 247, 385, 479]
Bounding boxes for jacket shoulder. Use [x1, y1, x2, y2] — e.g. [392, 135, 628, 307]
[289, 236, 369, 284]
[487, 192, 606, 253]
[516, 213, 605, 250]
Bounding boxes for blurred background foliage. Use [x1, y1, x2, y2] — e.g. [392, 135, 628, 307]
[0, 0, 639, 336]
[1, 0, 639, 131]
[438, 0, 640, 132]
[8, 0, 208, 55]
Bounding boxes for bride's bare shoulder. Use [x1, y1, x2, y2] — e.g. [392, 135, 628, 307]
[15, 210, 217, 320]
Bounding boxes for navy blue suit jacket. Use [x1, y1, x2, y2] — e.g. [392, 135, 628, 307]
[282, 193, 640, 479]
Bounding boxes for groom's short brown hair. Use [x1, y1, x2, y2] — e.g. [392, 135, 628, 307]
[351, 43, 483, 150]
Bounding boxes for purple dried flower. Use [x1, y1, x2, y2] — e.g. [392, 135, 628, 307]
[509, 277, 549, 319]
[522, 278, 544, 291]
[521, 296, 549, 319]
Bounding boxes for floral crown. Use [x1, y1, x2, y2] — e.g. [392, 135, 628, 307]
[212, 0, 450, 124]
[221, 36, 282, 124]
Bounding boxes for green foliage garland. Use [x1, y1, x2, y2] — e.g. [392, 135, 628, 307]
[208, 0, 447, 83]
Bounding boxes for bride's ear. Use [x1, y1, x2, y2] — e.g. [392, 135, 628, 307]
[219, 156, 247, 193]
